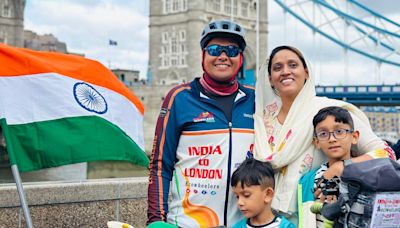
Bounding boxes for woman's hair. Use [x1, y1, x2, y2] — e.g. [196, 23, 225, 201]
[231, 158, 275, 189]
[267, 45, 308, 76]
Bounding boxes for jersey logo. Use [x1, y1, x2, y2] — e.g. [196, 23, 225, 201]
[193, 112, 215, 123]
[243, 113, 254, 119]
[159, 108, 168, 117]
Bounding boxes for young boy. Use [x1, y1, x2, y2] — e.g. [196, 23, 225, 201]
[231, 158, 295, 228]
[312, 106, 360, 226]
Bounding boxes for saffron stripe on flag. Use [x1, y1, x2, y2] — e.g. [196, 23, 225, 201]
[0, 44, 143, 115]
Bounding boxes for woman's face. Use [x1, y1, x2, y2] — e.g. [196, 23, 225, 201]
[269, 49, 308, 99]
[203, 38, 241, 82]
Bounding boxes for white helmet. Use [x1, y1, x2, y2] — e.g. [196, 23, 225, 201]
[200, 20, 246, 51]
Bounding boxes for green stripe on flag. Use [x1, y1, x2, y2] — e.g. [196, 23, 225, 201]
[1, 116, 149, 172]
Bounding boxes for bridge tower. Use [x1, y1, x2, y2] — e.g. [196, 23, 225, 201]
[0, 0, 25, 47]
[148, 0, 268, 85]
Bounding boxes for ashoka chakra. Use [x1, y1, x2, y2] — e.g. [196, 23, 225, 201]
[73, 82, 108, 114]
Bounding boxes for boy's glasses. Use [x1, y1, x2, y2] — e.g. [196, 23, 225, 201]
[315, 129, 353, 141]
[204, 44, 241, 58]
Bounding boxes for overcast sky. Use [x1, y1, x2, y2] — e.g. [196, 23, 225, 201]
[24, 0, 399, 85]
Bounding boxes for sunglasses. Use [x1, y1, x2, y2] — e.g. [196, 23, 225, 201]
[204, 44, 241, 58]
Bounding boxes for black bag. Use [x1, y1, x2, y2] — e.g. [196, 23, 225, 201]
[321, 158, 400, 228]
[341, 158, 400, 191]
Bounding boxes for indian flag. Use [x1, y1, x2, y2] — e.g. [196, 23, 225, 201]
[0, 44, 149, 172]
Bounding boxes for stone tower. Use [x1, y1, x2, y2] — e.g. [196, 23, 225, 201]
[148, 0, 268, 85]
[0, 0, 25, 47]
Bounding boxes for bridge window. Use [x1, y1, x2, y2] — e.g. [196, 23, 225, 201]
[326, 87, 334, 93]
[241, 2, 248, 17]
[358, 87, 366, 92]
[159, 30, 188, 69]
[316, 87, 324, 93]
[393, 86, 400, 92]
[211, 0, 221, 12]
[336, 87, 344, 93]
[382, 86, 391, 92]
[179, 30, 186, 41]
[347, 87, 356, 92]
[224, 0, 232, 13]
[369, 87, 377, 92]
[164, 0, 187, 13]
[0, 30, 6, 44]
[2, 0, 10, 17]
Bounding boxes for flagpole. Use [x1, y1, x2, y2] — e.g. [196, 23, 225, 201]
[11, 164, 34, 228]
[1, 120, 33, 228]
[108, 40, 111, 69]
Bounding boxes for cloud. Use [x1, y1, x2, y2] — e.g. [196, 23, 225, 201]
[268, 0, 400, 85]
[25, 0, 149, 78]
[24, 0, 398, 83]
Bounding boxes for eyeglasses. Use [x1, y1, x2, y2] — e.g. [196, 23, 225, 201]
[315, 129, 353, 141]
[204, 44, 241, 58]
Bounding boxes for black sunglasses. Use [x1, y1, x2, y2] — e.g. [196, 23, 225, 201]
[204, 44, 241, 58]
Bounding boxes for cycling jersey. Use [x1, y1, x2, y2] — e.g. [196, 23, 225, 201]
[147, 78, 255, 227]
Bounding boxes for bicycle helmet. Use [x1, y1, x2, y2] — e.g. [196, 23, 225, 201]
[200, 20, 246, 51]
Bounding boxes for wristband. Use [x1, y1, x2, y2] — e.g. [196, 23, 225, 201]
[342, 159, 353, 167]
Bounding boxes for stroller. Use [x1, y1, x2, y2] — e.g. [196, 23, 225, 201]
[319, 158, 400, 228]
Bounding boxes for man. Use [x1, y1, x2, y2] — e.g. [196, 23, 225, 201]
[147, 20, 255, 227]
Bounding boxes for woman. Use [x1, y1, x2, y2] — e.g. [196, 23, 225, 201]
[253, 46, 395, 227]
[147, 20, 255, 228]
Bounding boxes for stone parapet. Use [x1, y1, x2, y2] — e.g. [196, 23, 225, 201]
[0, 177, 149, 227]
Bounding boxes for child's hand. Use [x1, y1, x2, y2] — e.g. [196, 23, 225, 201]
[314, 179, 326, 203]
[314, 188, 338, 203]
[325, 195, 337, 203]
[322, 161, 344, 179]
[314, 177, 340, 203]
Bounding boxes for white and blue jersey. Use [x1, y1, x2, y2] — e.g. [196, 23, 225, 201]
[147, 78, 255, 227]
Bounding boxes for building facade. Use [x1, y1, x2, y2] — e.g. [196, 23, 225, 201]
[0, 0, 25, 47]
[148, 0, 268, 85]
[112, 69, 141, 87]
[0, 0, 68, 53]
[361, 106, 400, 143]
[23, 30, 68, 53]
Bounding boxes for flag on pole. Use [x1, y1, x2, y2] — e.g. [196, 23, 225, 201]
[109, 40, 118, 46]
[0, 44, 148, 172]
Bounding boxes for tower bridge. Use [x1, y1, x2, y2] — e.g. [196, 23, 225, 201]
[316, 84, 400, 106]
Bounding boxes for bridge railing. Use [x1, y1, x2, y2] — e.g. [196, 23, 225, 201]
[316, 84, 400, 93]
[316, 84, 400, 106]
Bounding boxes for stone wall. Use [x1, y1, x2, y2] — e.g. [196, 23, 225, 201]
[131, 84, 175, 153]
[0, 0, 25, 47]
[0, 177, 149, 228]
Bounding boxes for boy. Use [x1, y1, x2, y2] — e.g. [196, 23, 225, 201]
[231, 158, 295, 228]
[312, 106, 360, 226]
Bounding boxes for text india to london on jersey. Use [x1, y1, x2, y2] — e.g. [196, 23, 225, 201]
[188, 145, 222, 156]
[185, 145, 223, 179]
[184, 168, 223, 179]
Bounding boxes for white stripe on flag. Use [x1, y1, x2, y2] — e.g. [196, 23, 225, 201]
[0, 73, 144, 150]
